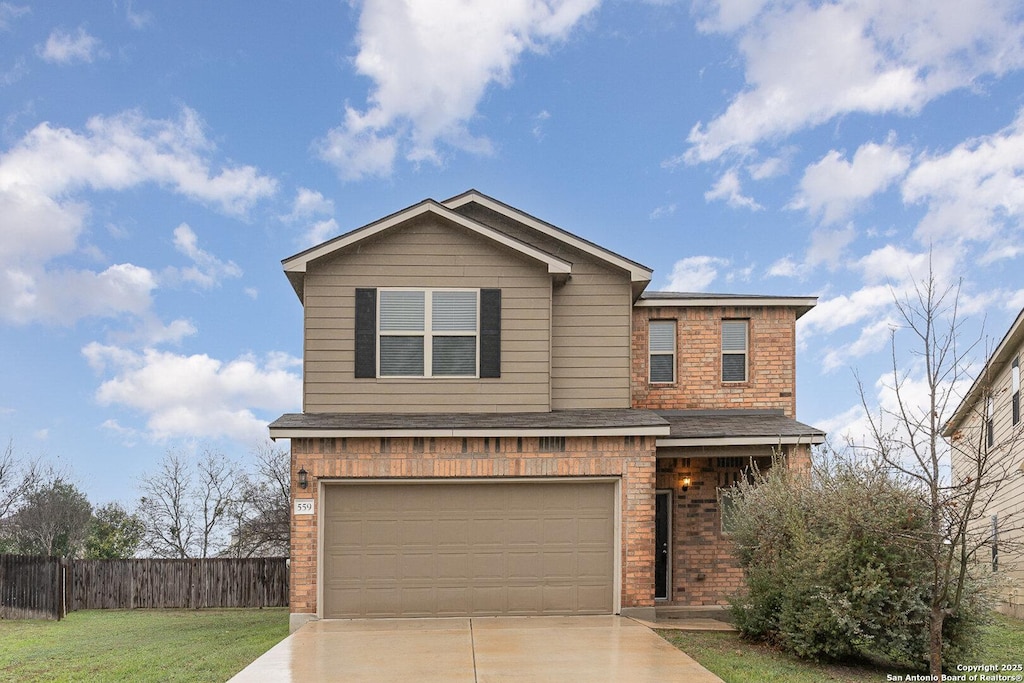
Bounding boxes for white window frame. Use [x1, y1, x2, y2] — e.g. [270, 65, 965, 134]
[649, 320, 676, 384]
[377, 288, 480, 378]
[721, 319, 749, 383]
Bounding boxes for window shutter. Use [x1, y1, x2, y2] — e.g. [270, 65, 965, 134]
[479, 288, 501, 378]
[354, 288, 377, 378]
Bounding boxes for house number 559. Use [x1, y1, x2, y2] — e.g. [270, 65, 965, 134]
[294, 499, 315, 515]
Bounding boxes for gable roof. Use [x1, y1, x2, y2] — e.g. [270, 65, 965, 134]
[638, 291, 818, 318]
[281, 198, 573, 301]
[943, 306, 1024, 436]
[443, 190, 653, 297]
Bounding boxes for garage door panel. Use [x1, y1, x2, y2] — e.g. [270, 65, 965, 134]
[323, 481, 615, 618]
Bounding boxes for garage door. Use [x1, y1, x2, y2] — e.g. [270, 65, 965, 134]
[322, 481, 616, 618]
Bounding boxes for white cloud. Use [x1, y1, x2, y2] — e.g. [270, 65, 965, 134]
[767, 256, 798, 278]
[3, 263, 157, 325]
[283, 187, 335, 222]
[532, 109, 552, 140]
[686, 0, 1024, 162]
[665, 255, 731, 291]
[0, 3, 30, 31]
[164, 223, 242, 289]
[38, 27, 103, 65]
[649, 203, 677, 220]
[704, 168, 763, 210]
[303, 218, 339, 248]
[83, 344, 302, 443]
[805, 225, 857, 270]
[800, 284, 893, 336]
[820, 316, 896, 372]
[790, 138, 910, 224]
[318, 0, 599, 180]
[0, 108, 276, 325]
[902, 108, 1024, 254]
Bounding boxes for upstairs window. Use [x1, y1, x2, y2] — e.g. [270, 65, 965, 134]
[987, 395, 995, 448]
[355, 288, 501, 379]
[649, 320, 676, 383]
[379, 289, 478, 377]
[1013, 356, 1020, 426]
[721, 320, 748, 382]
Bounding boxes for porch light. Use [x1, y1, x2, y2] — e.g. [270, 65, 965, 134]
[297, 467, 309, 490]
[681, 476, 692, 492]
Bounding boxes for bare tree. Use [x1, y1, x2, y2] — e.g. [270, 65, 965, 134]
[137, 448, 239, 558]
[856, 268, 1024, 676]
[224, 442, 289, 557]
[0, 439, 44, 520]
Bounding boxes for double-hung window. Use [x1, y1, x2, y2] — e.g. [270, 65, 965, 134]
[1013, 356, 1020, 426]
[354, 287, 500, 379]
[721, 320, 748, 382]
[649, 320, 676, 383]
[987, 395, 995, 448]
[379, 289, 478, 377]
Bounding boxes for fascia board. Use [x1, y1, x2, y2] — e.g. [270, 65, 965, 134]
[656, 435, 826, 448]
[636, 297, 818, 310]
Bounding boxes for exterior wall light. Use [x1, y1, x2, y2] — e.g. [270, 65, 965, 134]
[297, 467, 309, 490]
[681, 476, 692, 492]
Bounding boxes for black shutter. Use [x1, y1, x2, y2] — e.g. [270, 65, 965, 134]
[354, 288, 376, 378]
[479, 288, 501, 378]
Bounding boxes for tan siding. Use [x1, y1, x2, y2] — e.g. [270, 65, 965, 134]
[551, 260, 632, 409]
[450, 203, 635, 410]
[302, 215, 552, 413]
[950, 340, 1024, 611]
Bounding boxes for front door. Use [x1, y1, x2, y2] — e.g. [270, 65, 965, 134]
[655, 490, 671, 600]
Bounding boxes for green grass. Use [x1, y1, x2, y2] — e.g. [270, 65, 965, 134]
[659, 613, 1024, 683]
[0, 608, 288, 683]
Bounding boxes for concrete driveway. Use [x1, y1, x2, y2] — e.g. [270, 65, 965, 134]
[229, 615, 723, 682]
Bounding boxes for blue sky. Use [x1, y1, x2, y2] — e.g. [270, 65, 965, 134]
[2, 0, 1023, 506]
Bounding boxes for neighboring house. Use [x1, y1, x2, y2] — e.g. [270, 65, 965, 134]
[943, 307, 1024, 619]
[270, 190, 824, 631]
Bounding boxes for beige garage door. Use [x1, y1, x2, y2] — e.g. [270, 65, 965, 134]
[322, 481, 616, 618]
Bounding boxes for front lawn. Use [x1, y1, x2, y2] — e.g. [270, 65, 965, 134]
[659, 613, 1024, 683]
[0, 608, 288, 682]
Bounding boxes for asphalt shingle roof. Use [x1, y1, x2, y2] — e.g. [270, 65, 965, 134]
[270, 408, 825, 441]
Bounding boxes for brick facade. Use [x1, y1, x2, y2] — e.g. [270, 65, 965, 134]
[632, 305, 798, 416]
[289, 435, 657, 617]
[654, 444, 812, 606]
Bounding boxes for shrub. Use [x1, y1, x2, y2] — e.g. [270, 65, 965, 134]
[725, 453, 988, 668]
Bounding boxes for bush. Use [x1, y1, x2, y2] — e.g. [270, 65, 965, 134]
[725, 453, 988, 668]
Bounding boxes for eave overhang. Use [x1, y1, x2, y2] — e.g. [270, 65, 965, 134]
[269, 409, 672, 440]
[943, 306, 1024, 436]
[637, 292, 818, 319]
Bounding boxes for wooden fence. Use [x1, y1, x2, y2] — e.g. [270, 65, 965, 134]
[0, 554, 68, 620]
[69, 558, 289, 610]
[0, 555, 287, 618]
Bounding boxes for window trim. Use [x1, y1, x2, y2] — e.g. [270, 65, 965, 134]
[377, 287, 480, 378]
[648, 320, 676, 384]
[721, 319, 749, 383]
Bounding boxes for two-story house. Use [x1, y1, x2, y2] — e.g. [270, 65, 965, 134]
[270, 190, 824, 631]
[943, 307, 1024, 619]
